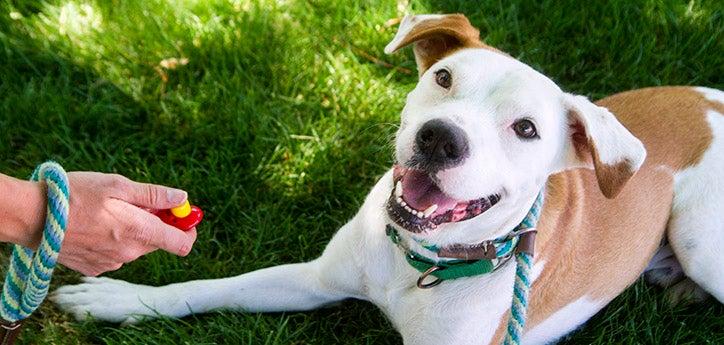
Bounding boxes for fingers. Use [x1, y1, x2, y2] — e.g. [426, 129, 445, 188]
[117, 201, 197, 256]
[59, 255, 120, 277]
[65, 254, 121, 276]
[57, 173, 198, 277]
[110, 175, 187, 210]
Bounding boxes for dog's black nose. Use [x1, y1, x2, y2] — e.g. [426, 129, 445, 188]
[414, 119, 469, 171]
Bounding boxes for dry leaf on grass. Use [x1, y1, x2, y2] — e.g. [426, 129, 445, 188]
[159, 57, 189, 70]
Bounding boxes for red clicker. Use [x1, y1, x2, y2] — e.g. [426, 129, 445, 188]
[153, 200, 203, 231]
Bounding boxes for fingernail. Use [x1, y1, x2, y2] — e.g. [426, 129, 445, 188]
[167, 189, 187, 205]
[180, 245, 190, 256]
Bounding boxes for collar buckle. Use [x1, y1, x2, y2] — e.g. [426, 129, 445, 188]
[509, 228, 538, 256]
[437, 239, 498, 260]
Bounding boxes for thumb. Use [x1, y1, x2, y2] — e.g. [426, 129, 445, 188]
[122, 180, 187, 210]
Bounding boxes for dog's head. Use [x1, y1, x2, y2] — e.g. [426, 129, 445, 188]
[384, 14, 646, 242]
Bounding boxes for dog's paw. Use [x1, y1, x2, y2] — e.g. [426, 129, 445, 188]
[644, 259, 685, 288]
[50, 277, 172, 324]
[645, 245, 685, 288]
[665, 278, 710, 306]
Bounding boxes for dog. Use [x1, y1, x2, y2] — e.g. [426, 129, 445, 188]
[51, 14, 724, 344]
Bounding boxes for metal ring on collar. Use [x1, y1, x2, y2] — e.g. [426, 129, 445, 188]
[416, 266, 443, 289]
[506, 227, 537, 240]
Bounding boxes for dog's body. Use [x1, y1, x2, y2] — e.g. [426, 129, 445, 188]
[53, 14, 724, 344]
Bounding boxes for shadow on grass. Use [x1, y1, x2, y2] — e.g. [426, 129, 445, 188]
[2, 1, 401, 344]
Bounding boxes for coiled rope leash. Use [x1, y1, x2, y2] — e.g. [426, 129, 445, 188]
[0, 162, 70, 345]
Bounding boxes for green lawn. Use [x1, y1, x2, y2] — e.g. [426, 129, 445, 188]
[1, 0, 722, 344]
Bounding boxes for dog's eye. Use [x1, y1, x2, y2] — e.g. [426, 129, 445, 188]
[513, 119, 539, 139]
[434, 69, 452, 89]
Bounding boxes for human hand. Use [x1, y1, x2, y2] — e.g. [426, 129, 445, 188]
[36, 172, 198, 276]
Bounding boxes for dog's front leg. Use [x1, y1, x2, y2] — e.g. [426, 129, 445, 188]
[52, 224, 365, 324]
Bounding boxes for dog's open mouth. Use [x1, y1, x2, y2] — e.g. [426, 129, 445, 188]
[386, 165, 501, 233]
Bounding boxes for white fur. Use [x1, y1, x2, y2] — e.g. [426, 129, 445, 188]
[695, 86, 724, 104]
[393, 48, 566, 246]
[523, 296, 605, 345]
[50, 14, 723, 345]
[53, 171, 524, 345]
[668, 105, 724, 302]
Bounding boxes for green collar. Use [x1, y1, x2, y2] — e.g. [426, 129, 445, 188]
[386, 192, 544, 288]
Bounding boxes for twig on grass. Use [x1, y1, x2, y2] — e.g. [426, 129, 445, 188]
[349, 45, 412, 75]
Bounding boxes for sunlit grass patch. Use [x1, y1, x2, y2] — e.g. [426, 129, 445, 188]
[0, 0, 721, 344]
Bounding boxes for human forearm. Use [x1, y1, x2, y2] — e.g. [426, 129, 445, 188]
[0, 173, 45, 248]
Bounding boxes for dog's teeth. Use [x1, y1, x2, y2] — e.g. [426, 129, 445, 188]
[415, 211, 423, 218]
[395, 181, 403, 198]
[396, 197, 403, 203]
[423, 204, 438, 218]
[401, 201, 407, 207]
[404, 206, 413, 213]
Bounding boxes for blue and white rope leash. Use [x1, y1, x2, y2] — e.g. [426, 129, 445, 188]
[0, 162, 70, 344]
[504, 192, 543, 345]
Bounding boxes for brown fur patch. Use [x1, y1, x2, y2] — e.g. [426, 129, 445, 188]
[596, 86, 717, 169]
[527, 166, 673, 330]
[590, 143, 635, 199]
[389, 14, 504, 74]
[504, 86, 718, 337]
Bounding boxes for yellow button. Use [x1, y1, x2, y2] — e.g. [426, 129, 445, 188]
[171, 200, 191, 218]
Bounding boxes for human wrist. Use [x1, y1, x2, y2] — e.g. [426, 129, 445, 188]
[0, 175, 46, 248]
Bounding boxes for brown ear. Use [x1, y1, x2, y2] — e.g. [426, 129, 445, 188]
[384, 14, 498, 75]
[563, 94, 647, 198]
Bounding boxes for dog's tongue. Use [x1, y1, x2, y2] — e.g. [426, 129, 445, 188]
[401, 170, 458, 212]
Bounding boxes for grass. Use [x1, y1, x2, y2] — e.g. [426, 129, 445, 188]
[0, 0, 722, 344]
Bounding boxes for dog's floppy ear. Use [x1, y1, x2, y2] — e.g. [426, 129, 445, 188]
[563, 94, 647, 199]
[384, 14, 493, 75]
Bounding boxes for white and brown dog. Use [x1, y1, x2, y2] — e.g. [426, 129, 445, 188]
[52, 14, 724, 344]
